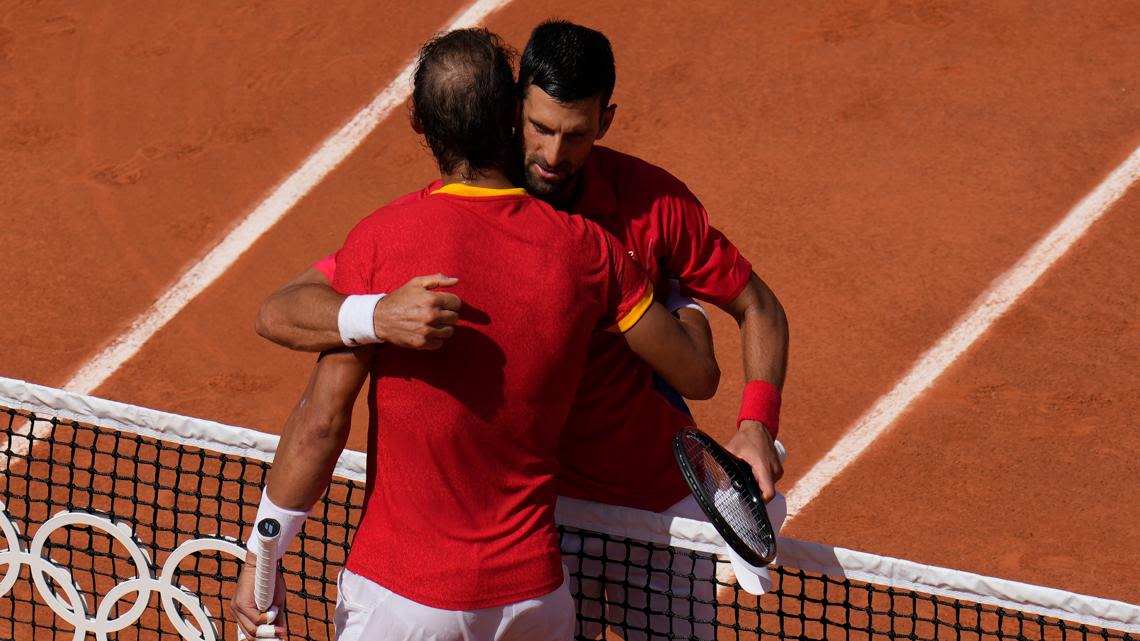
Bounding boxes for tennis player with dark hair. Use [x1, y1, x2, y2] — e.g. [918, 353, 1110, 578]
[257, 19, 790, 639]
[256, 19, 789, 639]
[231, 27, 719, 641]
[259, 18, 785, 498]
[516, 21, 791, 638]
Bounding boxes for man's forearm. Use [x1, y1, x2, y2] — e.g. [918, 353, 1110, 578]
[718, 272, 788, 501]
[623, 302, 720, 400]
[256, 268, 347, 352]
[265, 349, 371, 509]
[233, 349, 367, 640]
[264, 397, 348, 510]
[673, 306, 720, 398]
[729, 273, 789, 388]
[258, 267, 464, 353]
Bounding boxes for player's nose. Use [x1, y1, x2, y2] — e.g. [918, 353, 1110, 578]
[545, 136, 567, 167]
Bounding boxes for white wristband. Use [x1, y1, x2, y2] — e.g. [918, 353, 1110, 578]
[338, 293, 386, 346]
[672, 300, 708, 319]
[246, 490, 310, 562]
[664, 279, 708, 319]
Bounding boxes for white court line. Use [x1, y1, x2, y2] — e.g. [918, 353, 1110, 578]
[64, 0, 513, 395]
[0, 0, 514, 468]
[785, 143, 1140, 523]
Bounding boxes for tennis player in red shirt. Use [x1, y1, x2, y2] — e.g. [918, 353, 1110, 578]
[232, 28, 720, 641]
[256, 21, 789, 640]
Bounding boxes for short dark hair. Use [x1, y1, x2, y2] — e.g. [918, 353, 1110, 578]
[412, 28, 517, 176]
[518, 20, 615, 105]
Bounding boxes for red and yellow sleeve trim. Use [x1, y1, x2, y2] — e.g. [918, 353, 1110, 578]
[431, 183, 527, 198]
[613, 285, 655, 333]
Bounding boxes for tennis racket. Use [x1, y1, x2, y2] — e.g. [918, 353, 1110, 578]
[672, 427, 786, 567]
[252, 518, 280, 639]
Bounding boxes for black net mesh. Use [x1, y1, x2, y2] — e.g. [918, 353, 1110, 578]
[1, 404, 1137, 641]
[0, 406, 356, 640]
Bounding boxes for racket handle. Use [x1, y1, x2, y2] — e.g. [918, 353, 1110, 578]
[774, 440, 787, 464]
[253, 518, 281, 613]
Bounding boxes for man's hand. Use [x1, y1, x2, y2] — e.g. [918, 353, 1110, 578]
[725, 421, 784, 503]
[231, 553, 287, 640]
[375, 274, 462, 349]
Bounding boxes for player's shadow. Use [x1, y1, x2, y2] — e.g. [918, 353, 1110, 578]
[383, 302, 505, 422]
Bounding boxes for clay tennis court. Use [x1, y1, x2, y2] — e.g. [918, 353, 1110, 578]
[2, 0, 1138, 612]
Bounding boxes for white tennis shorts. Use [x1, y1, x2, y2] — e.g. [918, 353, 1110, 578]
[333, 567, 574, 641]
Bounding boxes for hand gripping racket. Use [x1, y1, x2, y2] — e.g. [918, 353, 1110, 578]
[672, 427, 786, 567]
[252, 518, 281, 639]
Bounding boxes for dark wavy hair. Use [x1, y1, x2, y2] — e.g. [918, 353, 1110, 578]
[412, 28, 517, 176]
[518, 20, 615, 105]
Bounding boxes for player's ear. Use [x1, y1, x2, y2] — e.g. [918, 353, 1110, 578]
[597, 103, 617, 140]
[409, 101, 424, 135]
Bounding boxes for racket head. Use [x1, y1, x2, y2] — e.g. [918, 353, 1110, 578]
[672, 427, 777, 566]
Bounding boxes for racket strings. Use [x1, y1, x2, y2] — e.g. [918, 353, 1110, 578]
[684, 436, 774, 557]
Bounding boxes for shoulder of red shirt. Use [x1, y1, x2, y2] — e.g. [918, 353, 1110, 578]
[357, 179, 443, 219]
[315, 180, 442, 281]
[585, 146, 753, 307]
[585, 146, 696, 200]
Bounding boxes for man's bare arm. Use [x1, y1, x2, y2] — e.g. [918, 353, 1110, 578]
[669, 306, 719, 398]
[256, 268, 462, 352]
[265, 347, 372, 508]
[658, 280, 720, 399]
[622, 302, 720, 400]
[717, 272, 790, 502]
[721, 272, 788, 387]
[256, 268, 346, 351]
[231, 347, 371, 639]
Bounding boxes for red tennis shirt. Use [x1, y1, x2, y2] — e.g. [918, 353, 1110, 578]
[553, 146, 752, 511]
[318, 147, 751, 512]
[332, 183, 653, 610]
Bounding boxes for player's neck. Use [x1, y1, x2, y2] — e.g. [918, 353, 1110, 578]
[440, 165, 516, 190]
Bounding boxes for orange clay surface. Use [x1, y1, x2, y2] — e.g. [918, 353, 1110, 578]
[2, 1, 1138, 604]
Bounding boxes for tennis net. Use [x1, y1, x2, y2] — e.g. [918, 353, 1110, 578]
[1, 376, 1137, 641]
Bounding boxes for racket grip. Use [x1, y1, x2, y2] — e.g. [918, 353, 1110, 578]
[253, 518, 281, 613]
[774, 440, 787, 464]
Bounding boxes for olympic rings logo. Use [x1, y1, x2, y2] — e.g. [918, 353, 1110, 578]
[0, 502, 245, 641]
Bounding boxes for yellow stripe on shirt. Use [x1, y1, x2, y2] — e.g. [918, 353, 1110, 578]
[431, 183, 527, 198]
[613, 285, 655, 333]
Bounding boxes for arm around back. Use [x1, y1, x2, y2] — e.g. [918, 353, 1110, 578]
[256, 267, 346, 352]
[622, 301, 721, 400]
[256, 267, 464, 353]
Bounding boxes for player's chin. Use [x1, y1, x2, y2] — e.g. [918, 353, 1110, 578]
[524, 167, 566, 196]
